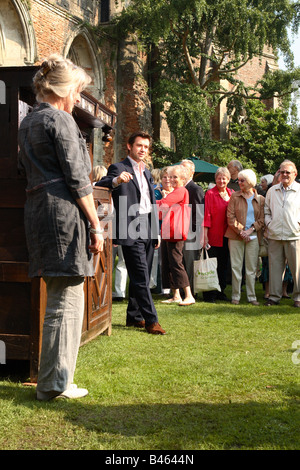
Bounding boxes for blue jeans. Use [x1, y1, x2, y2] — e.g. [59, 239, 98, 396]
[36, 276, 85, 394]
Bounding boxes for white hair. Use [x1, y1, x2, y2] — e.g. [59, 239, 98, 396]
[168, 164, 188, 184]
[238, 169, 257, 187]
[261, 174, 273, 186]
[181, 159, 195, 178]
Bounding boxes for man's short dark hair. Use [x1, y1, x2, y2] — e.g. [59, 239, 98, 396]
[127, 132, 152, 146]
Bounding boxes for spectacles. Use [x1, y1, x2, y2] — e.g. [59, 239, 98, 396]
[280, 170, 292, 175]
[238, 179, 245, 183]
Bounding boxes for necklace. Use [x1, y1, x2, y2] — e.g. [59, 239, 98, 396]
[219, 190, 230, 201]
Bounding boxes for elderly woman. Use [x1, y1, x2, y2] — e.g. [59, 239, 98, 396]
[157, 165, 195, 306]
[18, 54, 103, 400]
[259, 174, 273, 196]
[225, 169, 265, 305]
[155, 166, 173, 200]
[203, 167, 233, 302]
[151, 167, 173, 293]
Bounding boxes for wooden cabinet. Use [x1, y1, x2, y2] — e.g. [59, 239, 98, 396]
[0, 66, 113, 382]
[82, 186, 113, 344]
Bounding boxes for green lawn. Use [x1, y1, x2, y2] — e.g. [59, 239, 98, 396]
[0, 284, 299, 450]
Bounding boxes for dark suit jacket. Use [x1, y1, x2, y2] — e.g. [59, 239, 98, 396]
[96, 157, 159, 245]
[185, 180, 205, 233]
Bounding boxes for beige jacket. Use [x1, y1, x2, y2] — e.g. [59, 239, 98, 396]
[225, 190, 265, 241]
[264, 181, 300, 240]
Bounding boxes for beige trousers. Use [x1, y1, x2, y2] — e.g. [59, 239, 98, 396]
[228, 237, 259, 302]
[268, 239, 300, 302]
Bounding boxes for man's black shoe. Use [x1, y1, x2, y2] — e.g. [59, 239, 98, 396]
[264, 299, 279, 306]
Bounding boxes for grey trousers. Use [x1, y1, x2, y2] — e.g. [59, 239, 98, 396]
[36, 276, 85, 394]
[268, 239, 300, 302]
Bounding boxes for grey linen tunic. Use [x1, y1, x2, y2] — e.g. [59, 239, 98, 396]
[18, 102, 95, 278]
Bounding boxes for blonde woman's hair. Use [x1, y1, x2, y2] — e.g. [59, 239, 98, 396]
[33, 53, 91, 102]
[160, 166, 170, 178]
[151, 168, 161, 185]
[215, 167, 230, 181]
[93, 165, 107, 182]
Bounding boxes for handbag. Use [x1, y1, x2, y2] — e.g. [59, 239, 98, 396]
[259, 237, 268, 257]
[193, 248, 221, 293]
[258, 195, 268, 257]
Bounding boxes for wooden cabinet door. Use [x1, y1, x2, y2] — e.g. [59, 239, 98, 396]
[81, 187, 112, 344]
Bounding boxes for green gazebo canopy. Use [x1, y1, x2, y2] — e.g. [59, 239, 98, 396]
[187, 157, 218, 174]
[175, 157, 218, 182]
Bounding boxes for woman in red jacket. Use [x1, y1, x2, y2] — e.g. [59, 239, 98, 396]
[157, 165, 195, 306]
[203, 167, 233, 302]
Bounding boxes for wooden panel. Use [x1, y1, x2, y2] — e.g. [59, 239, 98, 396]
[0, 262, 30, 282]
[29, 278, 46, 382]
[0, 208, 28, 262]
[0, 180, 27, 208]
[0, 66, 38, 179]
[81, 188, 113, 343]
[0, 334, 30, 360]
[0, 281, 31, 334]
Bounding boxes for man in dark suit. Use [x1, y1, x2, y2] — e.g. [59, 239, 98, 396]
[181, 160, 205, 294]
[96, 132, 165, 335]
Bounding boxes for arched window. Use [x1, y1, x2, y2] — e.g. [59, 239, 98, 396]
[0, 0, 36, 65]
[100, 0, 110, 23]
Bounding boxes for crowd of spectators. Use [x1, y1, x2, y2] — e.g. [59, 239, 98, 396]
[101, 155, 299, 309]
[150, 158, 300, 308]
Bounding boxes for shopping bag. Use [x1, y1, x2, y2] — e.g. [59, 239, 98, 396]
[193, 248, 221, 293]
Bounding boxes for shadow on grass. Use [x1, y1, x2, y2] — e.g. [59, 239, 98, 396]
[0, 382, 299, 450]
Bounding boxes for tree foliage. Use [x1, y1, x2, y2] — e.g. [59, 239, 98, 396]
[113, 0, 300, 159]
[219, 100, 300, 174]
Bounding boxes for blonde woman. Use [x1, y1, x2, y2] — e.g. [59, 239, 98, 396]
[157, 165, 195, 306]
[93, 165, 107, 184]
[18, 54, 103, 400]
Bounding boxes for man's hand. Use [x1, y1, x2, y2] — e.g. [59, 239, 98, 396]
[155, 238, 161, 249]
[117, 171, 133, 185]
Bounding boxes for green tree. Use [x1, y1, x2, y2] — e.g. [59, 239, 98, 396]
[113, 0, 300, 158]
[225, 100, 300, 174]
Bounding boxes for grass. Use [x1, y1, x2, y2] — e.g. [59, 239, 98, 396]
[0, 283, 299, 450]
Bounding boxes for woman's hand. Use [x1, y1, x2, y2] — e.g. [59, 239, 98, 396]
[76, 193, 104, 253]
[203, 228, 210, 249]
[240, 227, 254, 242]
[161, 189, 172, 198]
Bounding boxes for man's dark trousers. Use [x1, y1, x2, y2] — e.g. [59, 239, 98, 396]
[122, 215, 158, 326]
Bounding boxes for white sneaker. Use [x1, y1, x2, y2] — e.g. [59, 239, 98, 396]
[56, 384, 89, 399]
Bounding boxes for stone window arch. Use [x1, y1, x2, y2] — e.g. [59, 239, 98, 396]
[63, 28, 107, 165]
[0, 0, 37, 66]
[63, 27, 104, 102]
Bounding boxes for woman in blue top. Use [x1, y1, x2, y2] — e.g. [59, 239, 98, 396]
[18, 54, 103, 400]
[225, 169, 265, 305]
